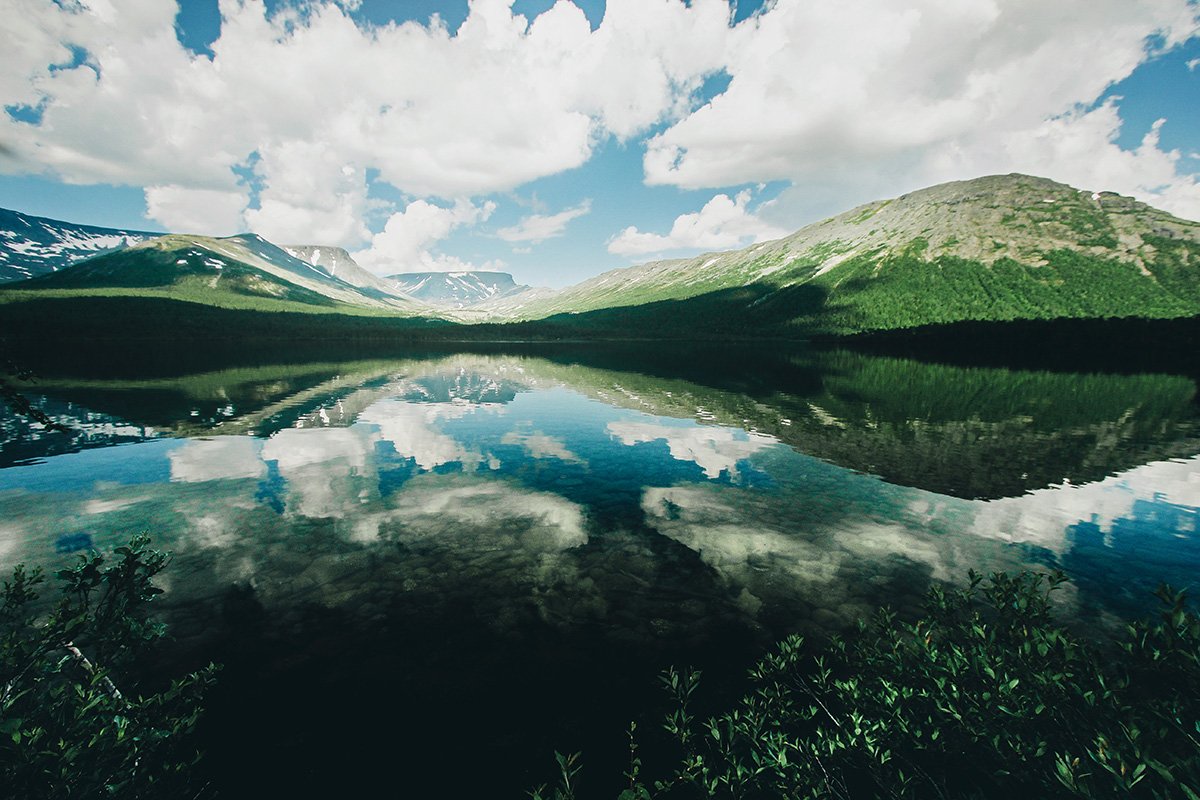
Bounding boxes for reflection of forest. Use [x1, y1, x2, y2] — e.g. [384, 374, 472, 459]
[6, 343, 1200, 498]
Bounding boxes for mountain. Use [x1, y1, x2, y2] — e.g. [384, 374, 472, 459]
[500, 174, 1200, 336]
[13, 233, 428, 315]
[281, 245, 412, 300]
[0, 208, 157, 282]
[457, 285, 562, 319]
[4, 173, 1200, 341]
[383, 271, 532, 308]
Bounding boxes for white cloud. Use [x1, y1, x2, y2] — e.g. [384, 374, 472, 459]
[242, 141, 371, 245]
[2, 0, 730, 243]
[144, 185, 248, 236]
[5, 0, 1199, 243]
[607, 190, 786, 256]
[644, 0, 1200, 222]
[352, 198, 497, 274]
[496, 200, 591, 244]
[1188, 57, 1200, 71]
[947, 103, 1200, 221]
[261, 427, 378, 519]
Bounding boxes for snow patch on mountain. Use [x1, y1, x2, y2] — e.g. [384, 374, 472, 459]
[283, 244, 418, 300]
[383, 271, 532, 309]
[0, 208, 157, 282]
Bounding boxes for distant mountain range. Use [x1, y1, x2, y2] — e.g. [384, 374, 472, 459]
[382, 271, 534, 308]
[2, 173, 1199, 339]
[0, 208, 156, 282]
[17, 232, 424, 315]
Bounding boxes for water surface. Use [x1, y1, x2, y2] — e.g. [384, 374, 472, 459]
[2, 344, 1198, 796]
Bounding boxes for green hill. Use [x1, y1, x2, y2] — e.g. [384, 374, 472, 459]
[4, 233, 432, 317]
[476, 173, 1200, 337]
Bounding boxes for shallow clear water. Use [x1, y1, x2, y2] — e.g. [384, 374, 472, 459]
[2, 344, 1198, 796]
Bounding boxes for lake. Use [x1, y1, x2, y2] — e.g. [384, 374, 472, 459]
[2, 342, 1198, 797]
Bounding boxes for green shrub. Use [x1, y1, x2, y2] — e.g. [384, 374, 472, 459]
[0, 535, 217, 798]
[541, 571, 1200, 799]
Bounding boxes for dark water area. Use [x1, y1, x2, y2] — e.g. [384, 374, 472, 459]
[839, 314, 1200, 379]
[2, 341, 1199, 797]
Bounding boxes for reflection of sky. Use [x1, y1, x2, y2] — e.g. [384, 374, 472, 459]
[607, 419, 776, 479]
[0, 438, 182, 493]
[969, 458, 1200, 550]
[0, 373, 1197, 625]
[170, 436, 265, 483]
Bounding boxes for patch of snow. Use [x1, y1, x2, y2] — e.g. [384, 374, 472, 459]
[812, 250, 856, 278]
[757, 261, 788, 278]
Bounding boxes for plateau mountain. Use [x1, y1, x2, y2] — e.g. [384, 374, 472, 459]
[383, 271, 535, 308]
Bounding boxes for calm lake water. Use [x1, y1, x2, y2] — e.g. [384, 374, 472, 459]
[2, 343, 1198, 796]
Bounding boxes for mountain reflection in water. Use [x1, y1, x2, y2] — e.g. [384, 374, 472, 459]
[0, 344, 1197, 797]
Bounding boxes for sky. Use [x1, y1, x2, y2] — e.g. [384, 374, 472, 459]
[1, 0, 1199, 288]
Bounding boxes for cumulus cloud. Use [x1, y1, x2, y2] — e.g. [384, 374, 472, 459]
[943, 103, 1200, 221]
[2, 0, 730, 242]
[607, 190, 786, 256]
[243, 141, 372, 245]
[496, 200, 591, 244]
[144, 185, 249, 236]
[352, 198, 497, 274]
[644, 0, 1200, 221]
[5, 0, 1199, 243]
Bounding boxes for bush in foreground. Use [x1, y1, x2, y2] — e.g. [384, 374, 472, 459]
[0, 535, 216, 798]
[536, 571, 1200, 800]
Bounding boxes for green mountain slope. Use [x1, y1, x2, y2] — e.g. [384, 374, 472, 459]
[484, 174, 1200, 336]
[3, 174, 1199, 341]
[3, 233, 432, 316]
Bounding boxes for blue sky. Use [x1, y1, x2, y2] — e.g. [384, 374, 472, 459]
[2, 0, 1198, 287]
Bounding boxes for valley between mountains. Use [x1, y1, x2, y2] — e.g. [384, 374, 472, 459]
[2, 172, 1199, 342]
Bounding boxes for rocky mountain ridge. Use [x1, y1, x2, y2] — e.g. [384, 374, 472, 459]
[281, 245, 411, 300]
[19, 233, 426, 314]
[0, 208, 157, 282]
